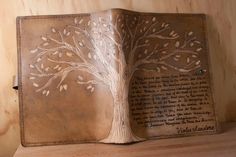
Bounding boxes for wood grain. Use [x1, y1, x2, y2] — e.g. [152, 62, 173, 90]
[13, 122, 236, 157]
[0, 0, 236, 157]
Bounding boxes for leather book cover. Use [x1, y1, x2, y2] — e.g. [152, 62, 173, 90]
[17, 9, 219, 146]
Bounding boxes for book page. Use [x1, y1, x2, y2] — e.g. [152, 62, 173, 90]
[18, 12, 119, 146]
[125, 13, 218, 139]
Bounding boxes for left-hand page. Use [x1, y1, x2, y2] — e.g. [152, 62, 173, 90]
[17, 12, 115, 146]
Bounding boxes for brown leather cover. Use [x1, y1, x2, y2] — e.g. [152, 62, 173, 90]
[17, 9, 219, 146]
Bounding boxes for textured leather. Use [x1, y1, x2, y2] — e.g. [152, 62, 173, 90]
[17, 9, 218, 146]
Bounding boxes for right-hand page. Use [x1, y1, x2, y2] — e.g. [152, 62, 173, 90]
[123, 12, 218, 139]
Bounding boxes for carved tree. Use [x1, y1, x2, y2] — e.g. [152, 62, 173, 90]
[29, 14, 202, 143]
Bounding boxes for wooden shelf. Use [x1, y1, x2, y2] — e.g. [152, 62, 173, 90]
[14, 123, 236, 157]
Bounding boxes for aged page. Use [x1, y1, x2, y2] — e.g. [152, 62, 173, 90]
[125, 13, 218, 139]
[17, 11, 129, 146]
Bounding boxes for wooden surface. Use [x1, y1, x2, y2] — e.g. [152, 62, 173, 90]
[1, 0, 236, 157]
[13, 122, 236, 157]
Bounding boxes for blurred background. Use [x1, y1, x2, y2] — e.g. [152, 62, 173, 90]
[0, 0, 236, 156]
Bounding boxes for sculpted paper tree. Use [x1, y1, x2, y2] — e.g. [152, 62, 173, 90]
[28, 14, 202, 143]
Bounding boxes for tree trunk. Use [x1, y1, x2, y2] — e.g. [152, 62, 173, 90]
[100, 79, 143, 143]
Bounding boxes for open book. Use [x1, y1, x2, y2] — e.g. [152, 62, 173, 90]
[17, 9, 218, 146]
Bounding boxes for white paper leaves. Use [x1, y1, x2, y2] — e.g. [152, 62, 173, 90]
[196, 48, 202, 52]
[175, 41, 180, 48]
[163, 43, 169, 47]
[51, 27, 56, 33]
[66, 52, 73, 57]
[78, 75, 83, 81]
[41, 36, 47, 41]
[88, 53, 92, 59]
[195, 60, 201, 65]
[59, 84, 68, 92]
[152, 17, 156, 22]
[144, 49, 148, 54]
[29, 64, 35, 68]
[86, 85, 94, 93]
[33, 83, 39, 87]
[30, 48, 38, 54]
[42, 90, 50, 96]
[188, 31, 193, 36]
[79, 42, 83, 47]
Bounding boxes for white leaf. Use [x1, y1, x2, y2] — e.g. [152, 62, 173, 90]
[165, 24, 169, 28]
[161, 66, 167, 70]
[174, 57, 179, 61]
[187, 57, 190, 63]
[66, 32, 70, 36]
[175, 41, 180, 48]
[57, 67, 62, 71]
[161, 23, 165, 27]
[75, 31, 81, 35]
[175, 55, 181, 58]
[152, 17, 156, 22]
[93, 22, 97, 26]
[152, 28, 156, 32]
[79, 19, 83, 24]
[74, 18, 78, 24]
[59, 85, 63, 92]
[172, 33, 178, 37]
[195, 60, 201, 65]
[79, 42, 83, 47]
[145, 20, 149, 24]
[88, 53, 92, 59]
[42, 90, 47, 95]
[87, 85, 92, 90]
[163, 43, 169, 47]
[41, 36, 47, 41]
[45, 67, 50, 71]
[53, 65, 59, 69]
[46, 90, 50, 96]
[190, 42, 194, 47]
[192, 54, 197, 58]
[169, 31, 175, 36]
[144, 49, 148, 54]
[87, 21, 91, 26]
[51, 28, 56, 33]
[29, 77, 35, 80]
[188, 31, 193, 36]
[66, 52, 72, 57]
[52, 51, 59, 55]
[33, 83, 39, 87]
[63, 28, 67, 35]
[145, 40, 149, 43]
[37, 58, 42, 62]
[43, 42, 49, 46]
[29, 64, 35, 68]
[30, 48, 38, 54]
[91, 87, 94, 93]
[196, 48, 202, 52]
[161, 51, 167, 54]
[63, 84, 68, 90]
[194, 40, 201, 44]
[78, 76, 83, 81]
